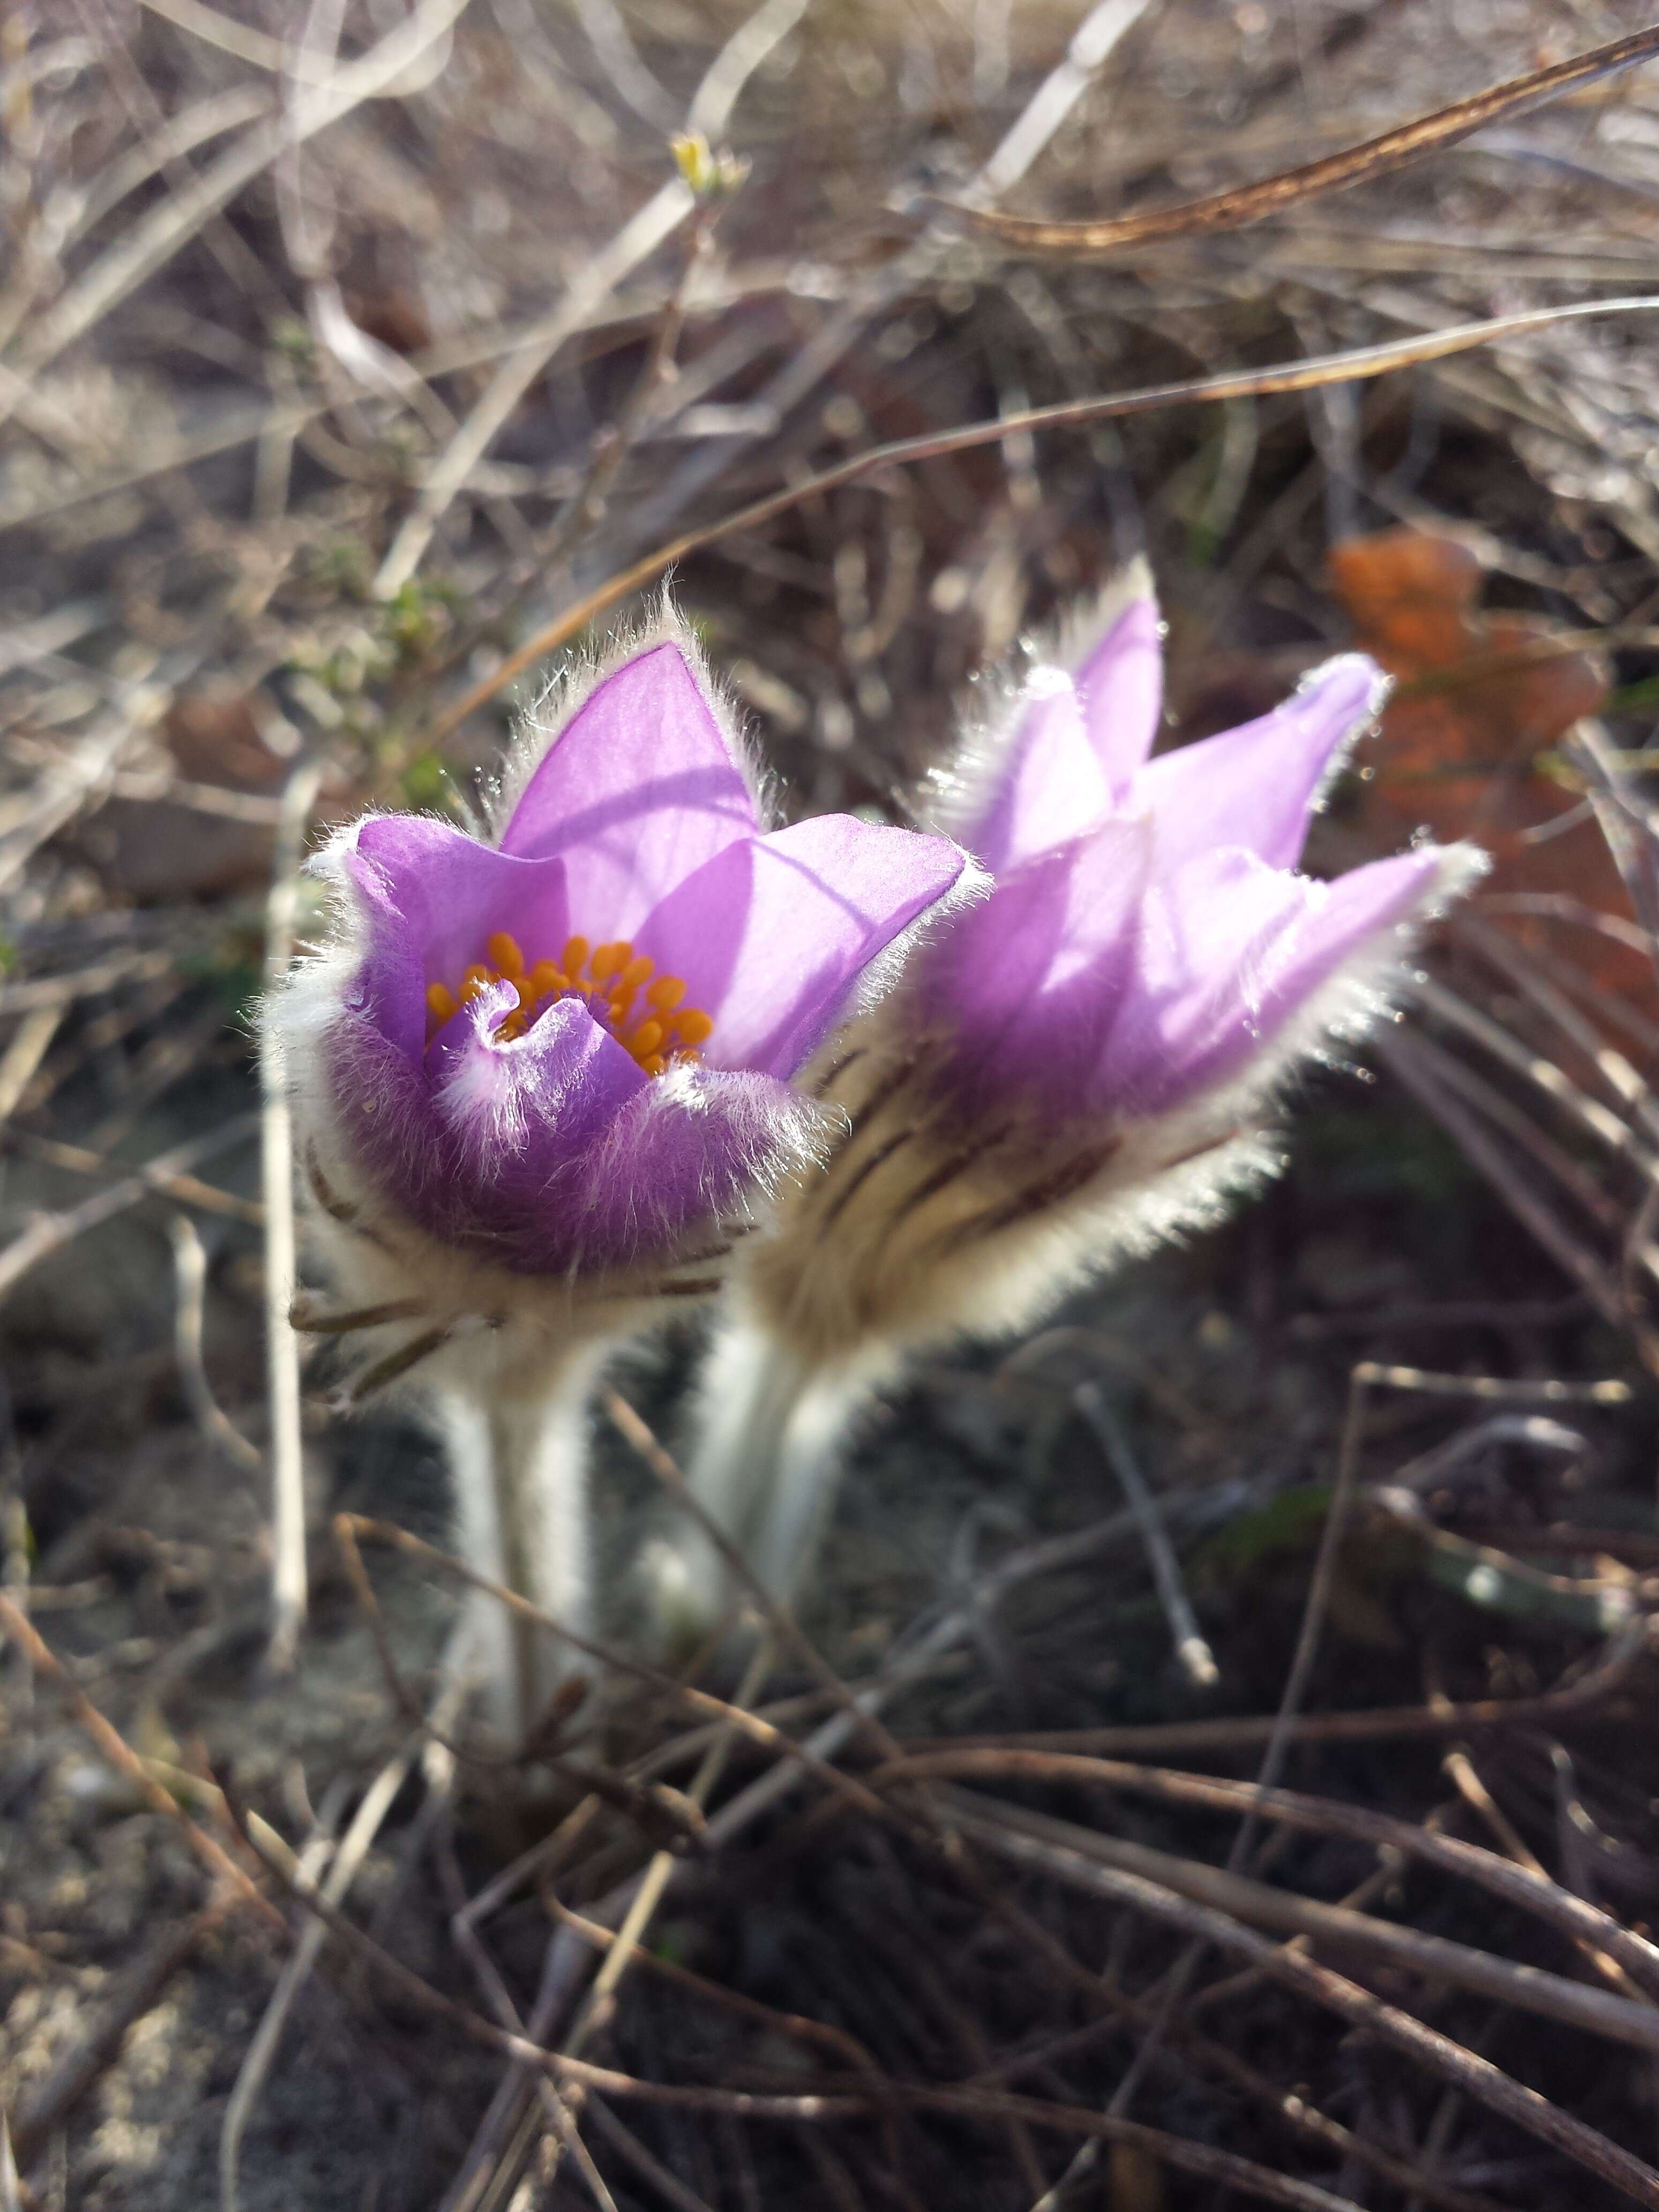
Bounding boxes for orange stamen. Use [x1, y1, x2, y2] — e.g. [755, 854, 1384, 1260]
[428, 930, 710, 1075]
[486, 931, 525, 980]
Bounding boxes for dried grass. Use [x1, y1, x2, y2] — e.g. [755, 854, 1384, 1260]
[6, 2, 1659, 2207]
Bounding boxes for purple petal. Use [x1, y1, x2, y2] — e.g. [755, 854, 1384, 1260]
[634, 816, 968, 1080]
[1098, 843, 1447, 1112]
[324, 983, 816, 1274]
[498, 643, 759, 941]
[1073, 585, 1163, 788]
[922, 815, 1152, 1115]
[428, 994, 648, 1234]
[1131, 655, 1386, 877]
[551, 1066, 819, 1269]
[972, 670, 1112, 875]
[345, 816, 571, 1068]
[1211, 845, 1454, 1086]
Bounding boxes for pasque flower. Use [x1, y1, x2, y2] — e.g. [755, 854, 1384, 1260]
[654, 567, 1485, 1626]
[273, 612, 969, 1733]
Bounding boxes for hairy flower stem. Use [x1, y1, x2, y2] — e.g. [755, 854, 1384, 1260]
[653, 1314, 891, 1634]
[437, 1341, 610, 1743]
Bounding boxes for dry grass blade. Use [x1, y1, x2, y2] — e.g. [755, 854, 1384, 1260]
[0, 2112, 18, 2212]
[0, 0, 472, 403]
[220, 1697, 461, 2212]
[428, 294, 1659, 744]
[166, 1796, 1385, 2212]
[943, 22, 1659, 252]
[930, 1784, 1659, 2052]
[0, 1589, 282, 1933]
[872, 1748, 1659, 1994]
[168, 1214, 260, 1471]
[3, 1127, 263, 1225]
[0, 1114, 260, 1305]
[333, 1515, 893, 1825]
[1075, 1382, 1218, 1689]
[262, 759, 322, 1676]
[371, 0, 812, 597]
[946, 1795, 1659, 2206]
[906, 1613, 1647, 1751]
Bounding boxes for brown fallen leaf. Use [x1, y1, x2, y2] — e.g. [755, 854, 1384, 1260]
[1326, 526, 1653, 1007]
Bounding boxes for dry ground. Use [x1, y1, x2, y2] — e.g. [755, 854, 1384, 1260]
[6, 2, 1659, 2207]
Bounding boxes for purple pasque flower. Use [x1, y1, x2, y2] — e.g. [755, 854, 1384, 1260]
[286, 617, 969, 1287]
[651, 575, 1486, 1629]
[922, 565, 1484, 1126]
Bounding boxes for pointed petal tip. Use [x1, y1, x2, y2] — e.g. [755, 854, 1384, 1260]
[1065, 563, 1165, 787]
[1296, 649, 1392, 747]
[1063, 555, 1160, 653]
[1421, 837, 1492, 910]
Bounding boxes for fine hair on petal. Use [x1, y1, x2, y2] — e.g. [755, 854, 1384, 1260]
[920, 556, 1157, 845]
[739, 848, 1483, 1373]
[487, 588, 774, 844]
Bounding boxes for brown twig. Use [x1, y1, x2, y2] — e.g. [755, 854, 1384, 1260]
[0, 1588, 282, 1932]
[870, 1746, 1659, 1996]
[424, 296, 1659, 746]
[946, 1791, 1659, 2207]
[903, 1611, 1647, 1752]
[333, 1514, 896, 1827]
[162, 1811, 1386, 2212]
[0, 1114, 261, 1304]
[940, 24, 1659, 252]
[1, 1130, 261, 1228]
[925, 1784, 1659, 2052]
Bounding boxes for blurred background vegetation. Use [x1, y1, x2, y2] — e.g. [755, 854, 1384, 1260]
[7, 2, 1659, 2207]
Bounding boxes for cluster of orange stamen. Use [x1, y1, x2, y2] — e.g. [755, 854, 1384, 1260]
[424, 931, 713, 1077]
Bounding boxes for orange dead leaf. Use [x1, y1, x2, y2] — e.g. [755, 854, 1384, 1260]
[1326, 526, 1649, 1004]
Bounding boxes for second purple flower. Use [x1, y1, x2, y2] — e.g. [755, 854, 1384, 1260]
[654, 567, 1486, 1625]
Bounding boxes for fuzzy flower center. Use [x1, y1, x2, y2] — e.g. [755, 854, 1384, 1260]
[423, 931, 713, 1077]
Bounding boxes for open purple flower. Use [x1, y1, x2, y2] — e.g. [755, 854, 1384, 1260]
[923, 568, 1481, 1126]
[289, 621, 969, 1289]
[273, 612, 969, 1740]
